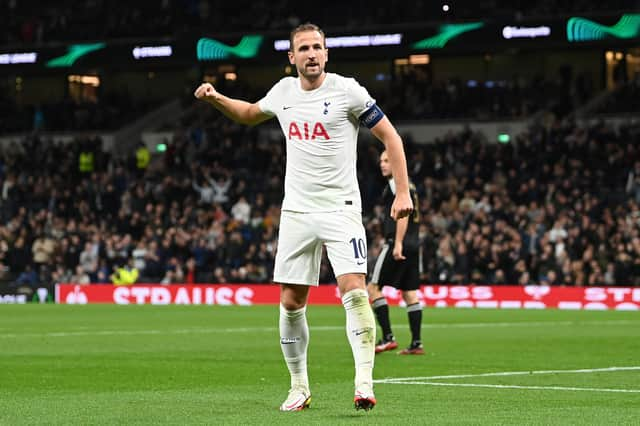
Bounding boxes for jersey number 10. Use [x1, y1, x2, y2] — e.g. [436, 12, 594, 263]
[349, 238, 366, 259]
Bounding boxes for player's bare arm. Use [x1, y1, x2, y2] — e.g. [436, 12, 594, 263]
[393, 216, 409, 260]
[194, 83, 272, 126]
[370, 116, 413, 220]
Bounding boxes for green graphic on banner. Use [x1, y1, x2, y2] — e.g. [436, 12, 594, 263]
[567, 14, 640, 42]
[412, 22, 484, 49]
[46, 43, 106, 67]
[197, 35, 263, 60]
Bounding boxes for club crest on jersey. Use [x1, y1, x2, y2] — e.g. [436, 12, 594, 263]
[288, 122, 330, 140]
[323, 101, 331, 115]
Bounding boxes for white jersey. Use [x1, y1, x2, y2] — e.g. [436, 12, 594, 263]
[258, 73, 376, 213]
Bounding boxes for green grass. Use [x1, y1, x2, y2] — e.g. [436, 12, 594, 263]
[1, 305, 639, 425]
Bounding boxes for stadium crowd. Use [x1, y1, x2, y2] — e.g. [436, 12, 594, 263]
[0, 88, 155, 134]
[1, 110, 639, 288]
[393, 121, 640, 287]
[1, 68, 597, 133]
[595, 75, 640, 115]
[379, 66, 596, 120]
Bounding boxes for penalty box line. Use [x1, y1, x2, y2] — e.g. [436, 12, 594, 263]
[378, 381, 640, 394]
[375, 366, 640, 394]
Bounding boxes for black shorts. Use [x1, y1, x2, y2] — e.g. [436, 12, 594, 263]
[369, 243, 420, 291]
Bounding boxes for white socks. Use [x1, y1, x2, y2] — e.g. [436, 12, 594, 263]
[280, 289, 376, 395]
[279, 304, 309, 390]
[342, 288, 376, 394]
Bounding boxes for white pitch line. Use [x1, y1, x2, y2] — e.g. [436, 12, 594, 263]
[378, 381, 640, 394]
[378, 366, 640, 382]
[422, 320, 638, 329]
[0, 327, 281, 339]
[0, 319, 638, 339]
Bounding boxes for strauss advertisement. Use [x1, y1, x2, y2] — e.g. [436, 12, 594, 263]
[55, 284, 640, 310]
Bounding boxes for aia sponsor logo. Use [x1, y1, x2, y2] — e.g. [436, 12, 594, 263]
[288, 122, 330, 140]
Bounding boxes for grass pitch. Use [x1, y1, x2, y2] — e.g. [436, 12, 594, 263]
[1, 303, 639, 425]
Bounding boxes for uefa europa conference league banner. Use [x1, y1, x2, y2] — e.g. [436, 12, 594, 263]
[2, 14, 639, 70]
[55, 284, 640, 310]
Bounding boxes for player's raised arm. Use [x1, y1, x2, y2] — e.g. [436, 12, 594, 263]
[370, 116, 414, 220]
[194, 83, 272, 126]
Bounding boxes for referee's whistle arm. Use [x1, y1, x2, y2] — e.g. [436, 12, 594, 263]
[391, 198, 414, 220]
[391, 207, 413, 220]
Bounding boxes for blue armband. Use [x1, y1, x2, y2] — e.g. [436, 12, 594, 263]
[359, 104, 384, 129]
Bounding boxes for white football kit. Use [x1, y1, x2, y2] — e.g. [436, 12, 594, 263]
[258, 73, 384, 284]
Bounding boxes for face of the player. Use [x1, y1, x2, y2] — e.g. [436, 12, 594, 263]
[379, 151, 392, 178]
[288, 30, 328, 82]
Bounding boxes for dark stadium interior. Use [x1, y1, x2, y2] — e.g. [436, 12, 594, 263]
[2, 1, 639, 43]
[1, 0, 639, 291]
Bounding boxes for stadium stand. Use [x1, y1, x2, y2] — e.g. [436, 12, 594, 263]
[0, 90, 159, 133]
[379, 69, 593, 120]
[0, 116, 638, 287]
[594, 77, 640, 115]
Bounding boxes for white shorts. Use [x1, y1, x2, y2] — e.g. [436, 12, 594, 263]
[273, 210, 368, 285]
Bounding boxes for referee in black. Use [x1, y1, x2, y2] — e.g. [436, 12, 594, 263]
[368, 150, 424, 355]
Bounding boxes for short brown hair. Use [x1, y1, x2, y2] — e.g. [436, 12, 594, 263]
[289, 23, 326, 51]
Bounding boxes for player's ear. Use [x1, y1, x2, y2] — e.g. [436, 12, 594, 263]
[325, 48, 329, 64]
[288, 50, 295, 65]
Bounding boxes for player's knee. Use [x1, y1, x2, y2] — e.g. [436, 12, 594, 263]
[402, 290, 419, 305]
[280, 284, 309, 309]
[367, 283, 381, 300]
[336, 273, 366, 297]
[281, 300, 306, 310]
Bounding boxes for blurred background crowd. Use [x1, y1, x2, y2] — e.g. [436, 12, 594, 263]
[1, 115, 638, 288]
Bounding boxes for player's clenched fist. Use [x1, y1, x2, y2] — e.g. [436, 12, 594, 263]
[390, 193, 414, 220]
[194, 83, 218, 102]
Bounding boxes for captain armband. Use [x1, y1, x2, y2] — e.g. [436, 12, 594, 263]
[359, 104, 385, 129]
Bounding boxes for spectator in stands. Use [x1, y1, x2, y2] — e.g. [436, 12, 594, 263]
[110, 259, 139, 285]
[32, 232, 56, 269]
[78, 241, 98, 280]
[7, 236, 30, 274]
[627, 161, 640, 204]
[211, 172, 232, 205]
[161, 257, 184, 284]
[191, 166, 217, 205]
[135, 142, 150, 177]
[70, 265, 91, 285]
[231, 195, 251, 224]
